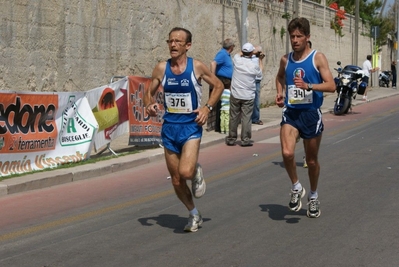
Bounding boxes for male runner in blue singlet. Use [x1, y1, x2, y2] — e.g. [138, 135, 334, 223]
[275, 18, 335, 218]
[144, 27, 224, 232]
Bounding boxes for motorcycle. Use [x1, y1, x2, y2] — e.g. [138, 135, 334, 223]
[379, 70, 391, 87]
[333, 61, 366, 115]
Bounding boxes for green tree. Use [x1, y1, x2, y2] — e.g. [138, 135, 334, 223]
[325, 0, 382, 19]
[324, 0, 395, 47]
[380, 2, 397, 44]
[305, 0, 393, 46]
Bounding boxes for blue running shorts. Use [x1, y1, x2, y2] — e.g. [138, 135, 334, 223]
[161, 123, 202, 154]
[281, 107, 324, 139]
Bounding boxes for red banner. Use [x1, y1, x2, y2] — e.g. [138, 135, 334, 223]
[127, 76, 164, 146]
[0, 92, 98, 177]
[0, 93, 58, 154]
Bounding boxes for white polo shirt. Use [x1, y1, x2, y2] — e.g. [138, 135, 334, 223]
[231, 54, 262, 100]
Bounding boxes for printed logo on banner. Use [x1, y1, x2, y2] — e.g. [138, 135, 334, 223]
[128, 76, 164, 146]
[59, 96, 97, 146]
[0, 93, 58, 153]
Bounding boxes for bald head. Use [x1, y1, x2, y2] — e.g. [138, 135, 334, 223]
[253, 46, 262, 54]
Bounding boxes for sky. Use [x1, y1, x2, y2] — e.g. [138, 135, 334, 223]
[381, 0, 395, 15]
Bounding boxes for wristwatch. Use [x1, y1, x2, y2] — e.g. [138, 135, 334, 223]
[205, 103, 213, 111]
[307, 83, 313, 91]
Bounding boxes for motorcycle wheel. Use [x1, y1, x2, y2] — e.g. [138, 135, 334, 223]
[344, 100, 351, 114]
[379, 80, 386, 87]
[334, 95, 350, 115]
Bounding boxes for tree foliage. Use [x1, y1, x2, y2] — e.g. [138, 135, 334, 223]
[325, 0, 382, 19]
[324, 0, 395, 46]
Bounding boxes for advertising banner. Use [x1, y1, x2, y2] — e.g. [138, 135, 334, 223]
[0, 92, 98, 177]
[86, 77, 129, 151]
[0, 75, 166, 177]
[127, 76, 164, 146]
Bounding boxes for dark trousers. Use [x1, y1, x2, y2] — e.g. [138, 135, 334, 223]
[226, 94, 254, 143]
[207, 76, 231, 132]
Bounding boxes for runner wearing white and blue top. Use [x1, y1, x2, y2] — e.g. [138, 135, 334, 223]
[275, 18, 335, 219]
[282, 49, 324, 139]
[144, 27, 224, 232]
[161, 57, 203, 153]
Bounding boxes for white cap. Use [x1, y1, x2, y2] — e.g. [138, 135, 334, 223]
[242, 43, 254, 53]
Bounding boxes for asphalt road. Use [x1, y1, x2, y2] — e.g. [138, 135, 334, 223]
[0, 96, 398, 267]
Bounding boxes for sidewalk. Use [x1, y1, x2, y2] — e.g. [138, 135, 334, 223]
[1, 87, 398, 197]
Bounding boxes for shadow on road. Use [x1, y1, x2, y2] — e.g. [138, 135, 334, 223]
[271, 161, 305, 168]
[260, 204, 307, 224]
[138, 214, 211, 233]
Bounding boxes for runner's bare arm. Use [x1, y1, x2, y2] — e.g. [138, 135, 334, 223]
[144, 62, 166, 116]
[275, 55, 287, 107]
[193, 59, 224, 125]
[314, 52, 335, 93]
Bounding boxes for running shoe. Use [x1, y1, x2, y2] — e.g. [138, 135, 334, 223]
[289, 187, 306, 212]
[192, 163, 206, 198]
[184, 213, 203, 232]
[303, 156, 308, 168]
[307, 198, 321, 218]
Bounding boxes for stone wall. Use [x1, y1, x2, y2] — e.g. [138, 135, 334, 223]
[0, 0, 374, 104]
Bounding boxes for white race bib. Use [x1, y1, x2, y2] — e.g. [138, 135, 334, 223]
[165, 92, 193, 113]
[287, 85, 313, 104]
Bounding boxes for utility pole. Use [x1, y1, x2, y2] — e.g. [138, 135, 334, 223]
[284, 0, 289, 54]
[396, 0, 399, 88]
[293, 0, 299, 18]
[241, 0, 248, 46]
[354, 0, 359, 65]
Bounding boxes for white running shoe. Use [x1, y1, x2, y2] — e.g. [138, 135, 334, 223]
[184, 213, 203, 232]
[307, 198, 321, 218]
[289, 187, 306, 212]
[192, 163, 206, 198]
[303, 156, 308, 168]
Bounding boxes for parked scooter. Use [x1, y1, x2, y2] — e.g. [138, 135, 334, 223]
[333, 61, 366, 115]
[379, 70, 391, 87]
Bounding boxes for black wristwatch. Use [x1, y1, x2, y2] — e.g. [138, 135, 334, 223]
[205, 103, 213, 111]
[307, 83, 313, 91]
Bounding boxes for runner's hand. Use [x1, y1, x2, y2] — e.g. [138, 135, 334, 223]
[194, 107, 209, 126]
[146, 104, 158, 117]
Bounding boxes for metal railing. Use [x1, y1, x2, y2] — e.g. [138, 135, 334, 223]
[207, 0, 365, 34]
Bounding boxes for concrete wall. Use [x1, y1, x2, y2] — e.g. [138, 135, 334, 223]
[0, 0, 374, 104]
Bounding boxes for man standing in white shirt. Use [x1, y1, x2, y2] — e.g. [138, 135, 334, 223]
[225, 43, 263, 147]
[361, 55, 378, 101]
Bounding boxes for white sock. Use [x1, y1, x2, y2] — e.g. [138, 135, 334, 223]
[189, 207, 198, 216]
[292, 181, 302, 191]
[309, 191, 318, 200]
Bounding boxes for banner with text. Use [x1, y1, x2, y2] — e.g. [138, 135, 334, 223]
[127, 76, 164, 146]
[0, 92, 98, 177]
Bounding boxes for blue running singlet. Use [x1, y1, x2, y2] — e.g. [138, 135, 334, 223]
[284, 50, 323, 110]
[160, 57, 203, 153]
[161, 57, 202, 124]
